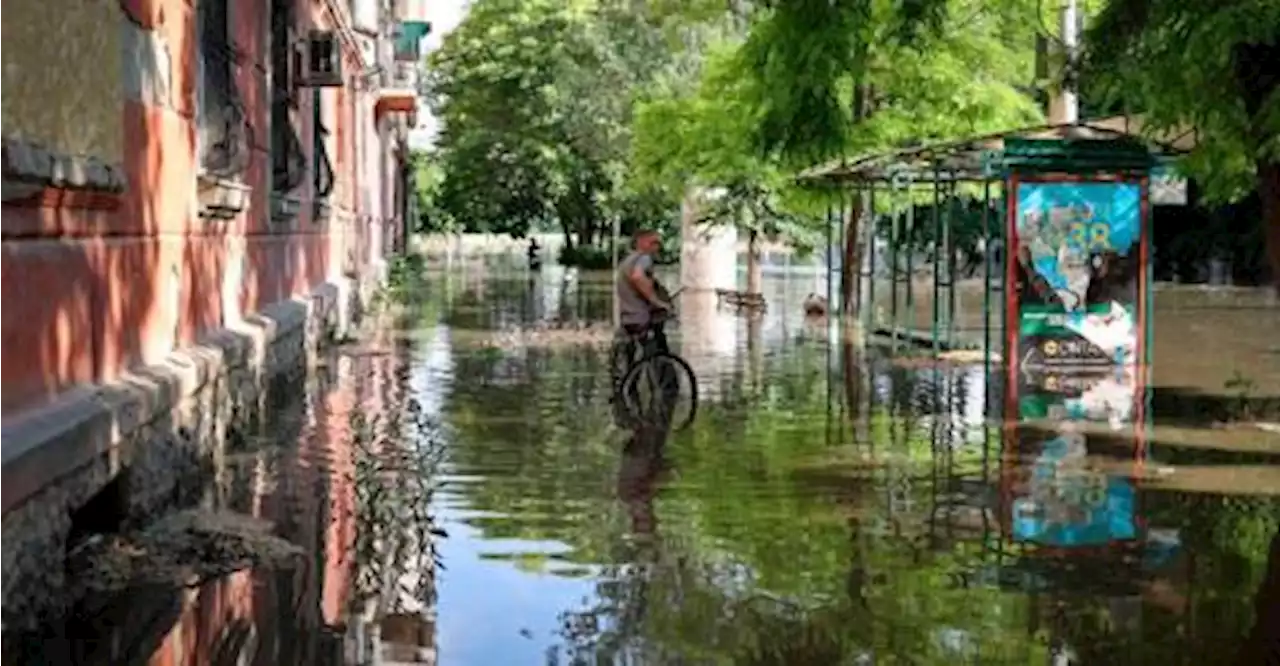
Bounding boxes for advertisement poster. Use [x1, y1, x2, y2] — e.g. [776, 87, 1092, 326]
[1011, 181, 1144, 371]
[1018, 368, 1140, 431]
[1001, 175, 1149, 550]
[1007, 430, 1138, 548]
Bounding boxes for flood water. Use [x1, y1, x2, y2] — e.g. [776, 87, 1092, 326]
[9, 266, 1279, 665]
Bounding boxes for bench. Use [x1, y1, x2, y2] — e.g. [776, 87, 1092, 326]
[715, 288, 768, 313]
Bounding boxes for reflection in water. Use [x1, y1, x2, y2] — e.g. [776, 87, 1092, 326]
[617, 426, 671, 542]
[677, 288, 738, 401]
[433, 273, 1278, 666]
[6, 317, 441, 666]
[1008, 429, 1139, 548]
[9, 273, 1276, 665]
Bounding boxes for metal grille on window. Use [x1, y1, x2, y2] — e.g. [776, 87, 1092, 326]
[198, 0, 251, 177]
[313, 89, 334, 198]
[271, 0, 307, 193]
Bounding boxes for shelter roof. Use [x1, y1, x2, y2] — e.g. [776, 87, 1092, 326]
[798, 116, 1197, 185]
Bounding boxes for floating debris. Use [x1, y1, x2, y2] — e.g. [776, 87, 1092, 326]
[67, 509, 302, 597]
[716, 288, 768, 314]
[466, 320, 617, 349]
[802, 293, 828, 317]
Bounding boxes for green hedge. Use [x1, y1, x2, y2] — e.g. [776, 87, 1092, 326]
[557, 244, 615, 269]
[558, 243, 679, 269]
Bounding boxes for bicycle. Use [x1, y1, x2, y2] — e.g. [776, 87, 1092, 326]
[612, 291, 698, 431]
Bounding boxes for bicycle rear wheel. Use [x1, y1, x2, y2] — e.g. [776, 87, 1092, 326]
[619, 352, 698, 431]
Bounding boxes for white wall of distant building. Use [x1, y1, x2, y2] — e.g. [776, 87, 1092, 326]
[408, 0, 469, 149]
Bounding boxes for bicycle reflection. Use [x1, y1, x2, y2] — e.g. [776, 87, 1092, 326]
[617, 424, 671, 540]
[614, 378, 680, 540]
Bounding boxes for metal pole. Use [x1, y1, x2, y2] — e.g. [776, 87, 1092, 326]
[999, 183, 1009, 423]
[932, 167, 942, 353]
[982, 180, 993, 417]
[839, 188, 849, 317]
[867, 185, 877, 330]
[826, 199, 835, 320]
[1050, 0, 1081, 125]
[905, 187, 916, 341]
[945, 178, 957, 347]
[612, 213, 620, 328]
[889, 185, 902, 351]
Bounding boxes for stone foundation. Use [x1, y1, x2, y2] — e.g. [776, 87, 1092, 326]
[0, 276, 367, 633]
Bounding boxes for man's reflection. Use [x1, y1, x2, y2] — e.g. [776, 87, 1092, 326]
[615, 377, 679, 540]
[617, 423, 670, 540]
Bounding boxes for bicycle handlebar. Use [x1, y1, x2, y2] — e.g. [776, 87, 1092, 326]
[646, 286, 683, 320]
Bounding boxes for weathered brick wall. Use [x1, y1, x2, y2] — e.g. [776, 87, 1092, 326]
[0, 0, 403, 649]
[0, 0, 380, 418]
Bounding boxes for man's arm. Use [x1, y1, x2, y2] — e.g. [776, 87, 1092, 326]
[627, 257, 668, 309]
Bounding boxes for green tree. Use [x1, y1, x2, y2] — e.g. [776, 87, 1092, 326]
[425, 0, 689, 255]
[408, 150, 454, 234]
[634, 0, 1041, 304]
[1082, 0, 1280, 290]
[630, 42, 827, 292]
[423, 0, 572, 237]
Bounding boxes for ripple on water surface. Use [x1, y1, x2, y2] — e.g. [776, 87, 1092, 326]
[428, 274, 1280, 666]
[7, 274, 1275, 665]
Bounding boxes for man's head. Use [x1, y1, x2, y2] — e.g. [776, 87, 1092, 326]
[633, 229, 662, 255]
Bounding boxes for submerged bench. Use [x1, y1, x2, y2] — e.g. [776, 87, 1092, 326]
[715, 288, 768, 313]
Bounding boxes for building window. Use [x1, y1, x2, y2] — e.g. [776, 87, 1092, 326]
[313, 89, 335, 199]
[271, 0, 306, 193]
[198, 0, 250, 178]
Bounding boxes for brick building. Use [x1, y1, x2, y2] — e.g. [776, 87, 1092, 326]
[1, 0, 424, 416]
[0, 0, 430, 645]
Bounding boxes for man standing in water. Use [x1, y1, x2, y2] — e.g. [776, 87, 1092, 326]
[611, 229, 673, 389]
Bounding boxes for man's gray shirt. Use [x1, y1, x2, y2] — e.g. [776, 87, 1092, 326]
[616, 251, 655, 326]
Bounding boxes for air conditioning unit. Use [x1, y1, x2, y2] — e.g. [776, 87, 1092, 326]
[300, 30, 343, 88]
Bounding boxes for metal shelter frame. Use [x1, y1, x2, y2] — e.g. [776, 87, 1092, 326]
[806, 120, 1188, 577]
[800, 120, 1188, 368]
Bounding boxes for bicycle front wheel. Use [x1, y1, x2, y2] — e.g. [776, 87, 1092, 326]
[620, 352, 698, 431]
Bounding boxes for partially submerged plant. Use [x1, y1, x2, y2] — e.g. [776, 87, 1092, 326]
[349, 385, 448, 621]
[1224, 370, 1258, 423]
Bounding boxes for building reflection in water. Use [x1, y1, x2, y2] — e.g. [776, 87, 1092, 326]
[823, 345, 1218, 663]
[6, 317, 442, 666]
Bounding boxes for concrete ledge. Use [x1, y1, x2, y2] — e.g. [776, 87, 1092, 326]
[1, 136, 128, 196]
[0, 275, 361, 632]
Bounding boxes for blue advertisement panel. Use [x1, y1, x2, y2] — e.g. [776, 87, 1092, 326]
[1009, 431, 1138, 547]
[1012, 181, 1143, 370]
[1002, 176, 1150, 550]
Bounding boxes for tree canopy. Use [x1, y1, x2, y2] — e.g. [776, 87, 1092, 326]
[1083, 0, 1280, 201]
[423, 0, 685, 251]
[421, 0, 1048, 257]
[421, 0, 1278, 282]
[1081, 0, 1280, 286]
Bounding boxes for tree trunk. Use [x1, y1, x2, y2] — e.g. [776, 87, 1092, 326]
[840, 197, 863, 315]
[746, 228, 763, 295]
[840, 80, 874, 315]
[1233, 40, 1280, 293]
[1258, 160, 1280, 295]
[560, 219, 574, 252]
